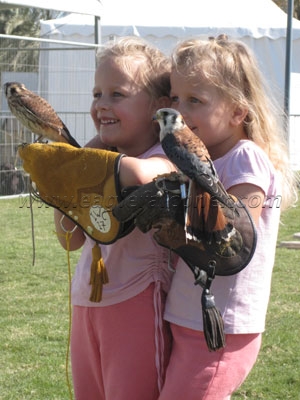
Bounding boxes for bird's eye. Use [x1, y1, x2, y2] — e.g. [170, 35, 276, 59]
[161, 111, 170, 124]
[172, 114, 178, 124]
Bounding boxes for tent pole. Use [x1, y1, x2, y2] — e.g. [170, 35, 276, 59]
[94, 16, 100, 44]
[284, 0, 294, 136]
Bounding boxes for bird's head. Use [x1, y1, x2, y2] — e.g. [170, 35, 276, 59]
[153, 108, 185, 142]
[3, 82, 26, 98]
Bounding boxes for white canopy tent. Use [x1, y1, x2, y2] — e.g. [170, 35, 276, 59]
[41, 0, 300, 104]
[40, 0, 300, 168]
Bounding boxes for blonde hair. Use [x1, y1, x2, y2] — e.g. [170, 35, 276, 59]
[96, 36, 171, 101]
[171, 35, 298, 209]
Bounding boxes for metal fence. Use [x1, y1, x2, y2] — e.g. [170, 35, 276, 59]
[1, 33, 299, 197]
[289, 114, 300, 171]
[0, 34, 100, 196]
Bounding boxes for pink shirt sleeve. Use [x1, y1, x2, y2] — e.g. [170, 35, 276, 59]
[213, 140, 276, 196]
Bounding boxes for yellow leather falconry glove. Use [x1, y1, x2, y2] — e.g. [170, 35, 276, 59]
[19, 142, 132, 302]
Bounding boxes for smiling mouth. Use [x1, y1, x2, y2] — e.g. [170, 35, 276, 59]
[100, 118, 119, 125]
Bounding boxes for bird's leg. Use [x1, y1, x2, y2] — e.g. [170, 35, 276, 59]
[34, 134, 43, 143]
[180, 182, 187, 199]
[34, 134, 48, 144]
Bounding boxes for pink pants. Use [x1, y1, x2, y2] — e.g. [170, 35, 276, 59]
[158, 324, 262, 400]
[71, 283, 172, 400]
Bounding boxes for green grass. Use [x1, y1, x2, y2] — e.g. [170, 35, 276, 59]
[0, 195, 300, 399]
[233, 199, 300, 400]
[0, 197, 80, 400]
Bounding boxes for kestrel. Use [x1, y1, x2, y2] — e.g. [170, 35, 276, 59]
[154, 107, 238, 242]
[4, 82, 81, 148]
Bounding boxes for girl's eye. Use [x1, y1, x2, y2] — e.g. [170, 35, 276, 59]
[170, 96, 179, 103]
[190, 97, 201, 104]
[93, 91, 124, 99]
[112, 91, 123, 97]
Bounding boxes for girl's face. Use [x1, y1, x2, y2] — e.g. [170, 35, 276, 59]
[90, 57, 159, 156]
[170, 69, 247, 159]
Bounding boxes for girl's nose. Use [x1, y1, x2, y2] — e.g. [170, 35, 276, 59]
[174, 102, 188, 120]
[94, 95, 110, 111]
[172, 102, 184, 116]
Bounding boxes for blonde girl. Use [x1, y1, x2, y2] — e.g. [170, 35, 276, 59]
[54, 37, 174, 400]
[158, 35, 297, 400]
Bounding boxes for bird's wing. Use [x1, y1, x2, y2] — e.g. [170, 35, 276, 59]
[161, 129, 235, 211]
[17, 92, 66, 130]
[60, 124, 81, 148]
[21, 94, 81, 147]
[185, 181, 236, 244]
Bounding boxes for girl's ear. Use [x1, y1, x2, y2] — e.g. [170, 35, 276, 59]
[231, 105, 248, 126]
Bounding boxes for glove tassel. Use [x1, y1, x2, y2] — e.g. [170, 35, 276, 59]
[89, 244, 109, 302]
[200, 261, 226, 351]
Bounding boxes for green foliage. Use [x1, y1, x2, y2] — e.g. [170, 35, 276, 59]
[0, 196, 300, 399]
[0, 8, 57, 36]
[273, 0, 300, 20]
[0, 7, 58, 73]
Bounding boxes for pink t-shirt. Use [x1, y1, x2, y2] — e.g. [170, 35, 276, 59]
[164, 140, 281, 334]
[71, 143, 173, 307]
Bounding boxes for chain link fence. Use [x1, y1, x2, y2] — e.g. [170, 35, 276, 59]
[0, 34, 100, 196]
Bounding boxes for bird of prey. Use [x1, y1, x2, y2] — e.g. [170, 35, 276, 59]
[4, 82, 81, 148]
[154, 107, 238, 243]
